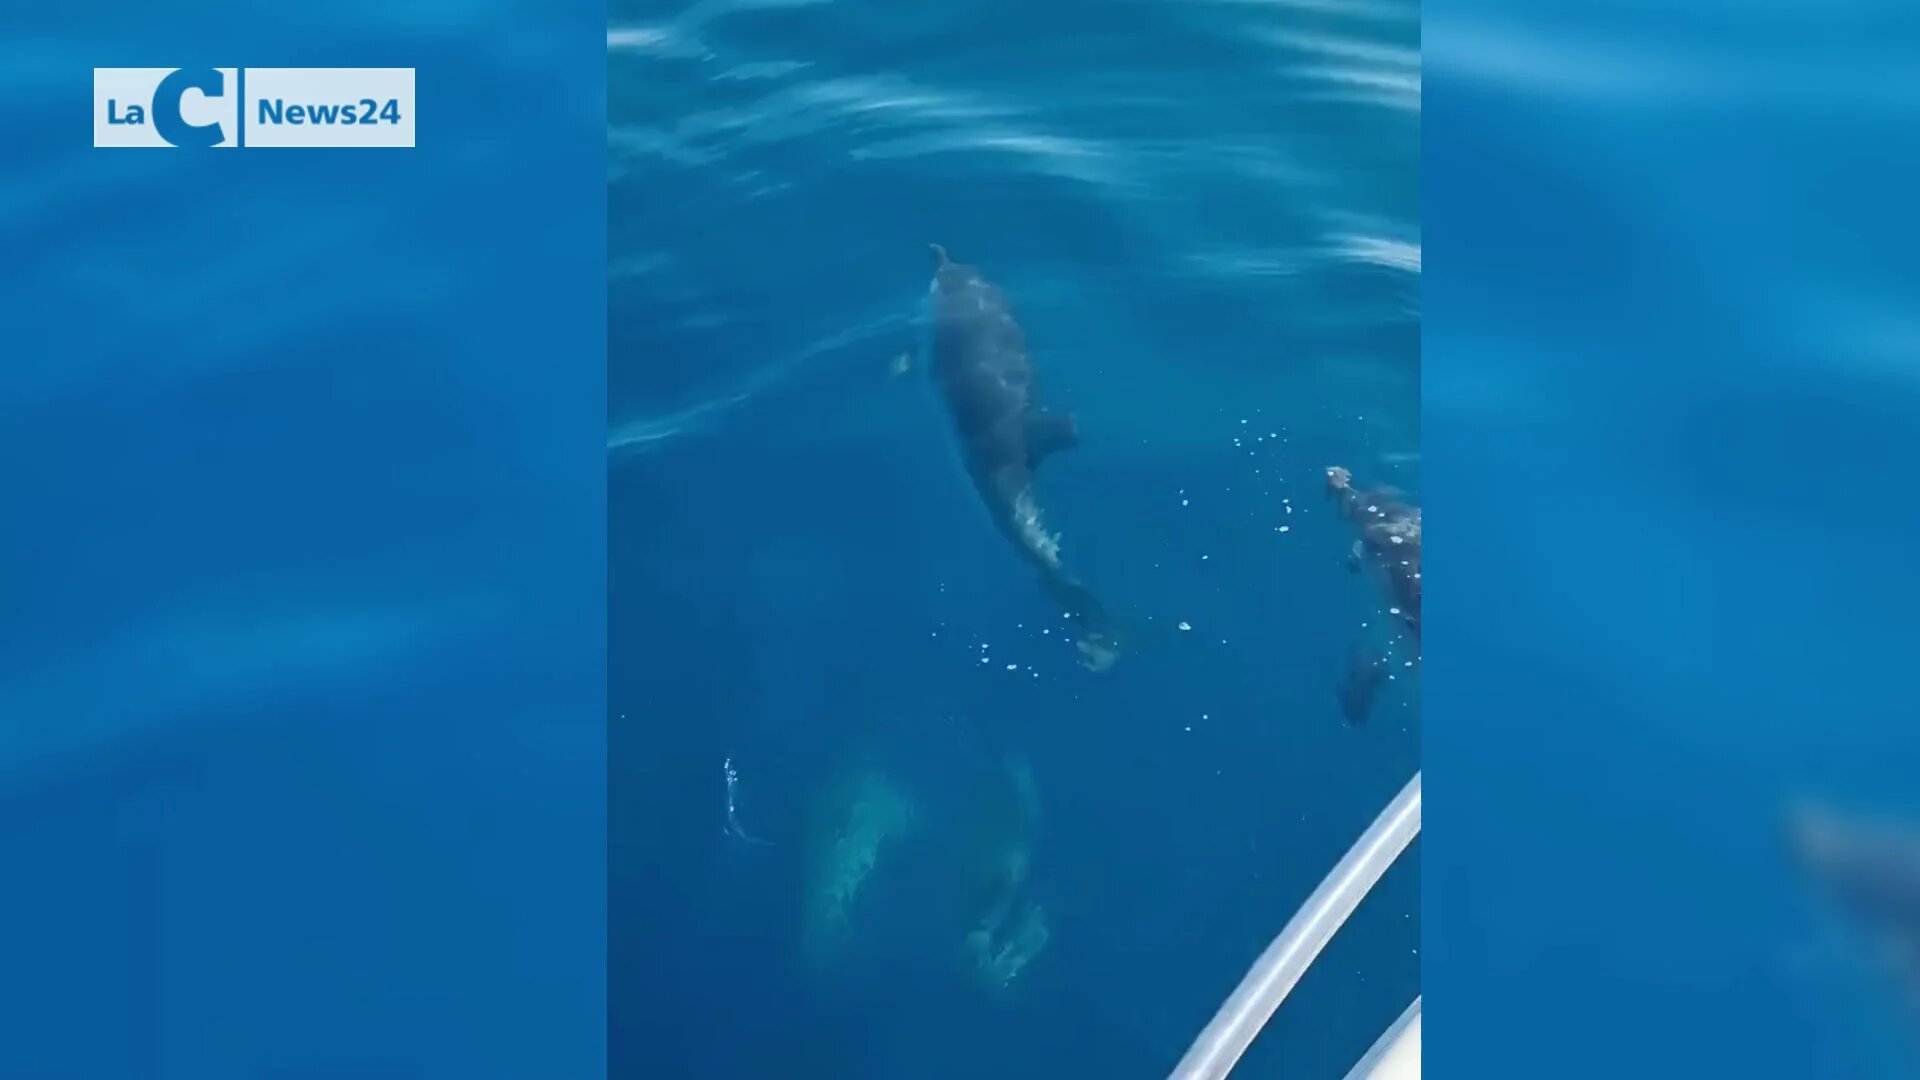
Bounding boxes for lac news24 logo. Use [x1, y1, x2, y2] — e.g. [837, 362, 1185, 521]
[93, 67, 415, 148]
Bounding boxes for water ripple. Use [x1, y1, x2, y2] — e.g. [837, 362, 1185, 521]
[849, 128, 1131, 189]
[609, 311, 913, 455]
[610, 0, 1419, 448]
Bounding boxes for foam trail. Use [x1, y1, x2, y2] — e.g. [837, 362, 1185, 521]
[608, 390, 751, 454]
[723, 755, 773, 845]
[609, 310, 913, 456]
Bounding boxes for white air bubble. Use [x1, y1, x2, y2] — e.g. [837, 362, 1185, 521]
[1178, 621, 1192, 631]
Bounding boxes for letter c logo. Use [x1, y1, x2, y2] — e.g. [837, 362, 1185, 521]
[153, 67, 226, 148]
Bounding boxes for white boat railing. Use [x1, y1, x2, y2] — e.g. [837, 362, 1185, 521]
[1342, 995, 1420, 1080]
[1168, 772, 1422, 1080]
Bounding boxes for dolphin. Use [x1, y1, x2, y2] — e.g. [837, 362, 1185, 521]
[1327, 465, 1421, 639]
[1790, 801, 1920, 1016]
[923, 245, 1119, 670]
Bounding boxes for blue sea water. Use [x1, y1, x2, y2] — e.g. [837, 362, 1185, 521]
[0, 2, 606, 1076]
[0, 0, 1904, 1076]
[610, 1, 1419, 1077]
[1426, 0, 1920, 1075]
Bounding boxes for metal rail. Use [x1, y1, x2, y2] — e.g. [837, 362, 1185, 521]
[1168, 772, 1422, 1080]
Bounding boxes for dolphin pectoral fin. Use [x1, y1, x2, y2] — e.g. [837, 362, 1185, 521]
[1025, 411, 1079, 470]
[1338, 645, 1388, 725]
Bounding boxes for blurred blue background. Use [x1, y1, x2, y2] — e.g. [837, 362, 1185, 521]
[1424, 0, 1920, 1075]
[609, 0, 1418, 1077]
[5, 0, 1914, 1075]
[0, 3, 606, 1077]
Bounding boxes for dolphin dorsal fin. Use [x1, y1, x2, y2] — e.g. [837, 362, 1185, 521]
[930, 243, 951, 269]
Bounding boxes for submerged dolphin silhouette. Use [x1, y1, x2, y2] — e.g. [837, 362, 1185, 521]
[1791, 802, 1920, 1016]
[923, 245, 1119, 670]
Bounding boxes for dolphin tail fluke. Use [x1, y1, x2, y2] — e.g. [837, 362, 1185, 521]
[1040, 572, 1121, 671]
